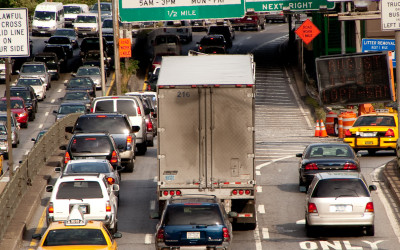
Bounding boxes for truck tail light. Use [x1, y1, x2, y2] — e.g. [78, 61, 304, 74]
[365, 202, 374, 212]
[146, 120, 153, 132]
[110, 151, 118, 163]
[385, 129, 395, 137]
[156, 229, 165, 242]
[106, 201, 111, 212]
[48, 202, 54, 214]
[344, 129, 352, 137]
[305, 163, 318, 170]
[223, 227, 230, 241]
[162, 190, 181, 196]
[343, 163, 358, 170]
[64, 152, 70, 164]
[308, 202, 318, 213]
[232, 189, 251, 195]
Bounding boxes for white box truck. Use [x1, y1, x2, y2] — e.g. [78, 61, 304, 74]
[156, 55, 257, 229]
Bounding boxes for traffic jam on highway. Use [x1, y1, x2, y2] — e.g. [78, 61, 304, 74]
[1, 1, 400, 250]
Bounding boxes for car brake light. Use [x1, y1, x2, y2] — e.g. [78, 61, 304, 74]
[64, 152, 70, 164]
[365, 202, 374, 212]
[385, 128, 395, 137]
[176, 190, 181, 195]
[48, 202, 54, 214]
[305, 163, 318, 170]
[106, 201, 111, 212]
[232, 190, 238, 195]
[90, 107, 93, 113]
[223, 227, 230, 241]
[163, 191, 168, 196]
[245, 190, 251, 195]
[147, 121, 153, 132]
[127, 135, 132, 146]
[156, 229, 165, 242]
[199, 46, 203, 50]
[343, 163, 358, 170]
[110, 151, 118, 163]
[308, 202, 318, 213]
[169, 190, 175, 196]
[107, 177, 115, 185]
[344, 129, 352, 137]
[239, 189, 244, 195]
[137, 106, 141, 115]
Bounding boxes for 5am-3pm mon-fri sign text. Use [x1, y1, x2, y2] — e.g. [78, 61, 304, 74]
[0, 8, 29, 57]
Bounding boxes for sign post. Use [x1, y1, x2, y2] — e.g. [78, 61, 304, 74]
[0, 8, 29, 177]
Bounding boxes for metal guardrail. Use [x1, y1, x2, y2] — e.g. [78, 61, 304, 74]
[0, 113, 81, 241]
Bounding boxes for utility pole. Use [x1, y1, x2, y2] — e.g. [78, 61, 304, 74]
[97, 0, 106, 96]
[112, 0, 121, 95]
[5, 58, 13, 178]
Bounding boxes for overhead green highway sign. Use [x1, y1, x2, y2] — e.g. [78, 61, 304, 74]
[119, 0, 246, 22]
[245, 0, 335, 12]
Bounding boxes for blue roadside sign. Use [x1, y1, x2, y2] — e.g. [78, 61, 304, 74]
[362, 38, 396, 67]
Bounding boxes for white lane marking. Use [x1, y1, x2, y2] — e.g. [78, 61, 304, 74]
[57, 88, 62, 93]
[153, 176, 158, 182]
[144, 234, 152, 244]
[285, 67, 312, 129]
[296, 219, 305, 225]
[256, 155, 293, 170]
[256, 171, 261, 176]
[39, 124, 43, 129]
[254, 214, 262, 250]
[150, 200, 155, 210]
[246, 36, 252, 40]
[258, 205, 265, 214]
[257, 186, 262, 193]
[372, 165, 400, 245]
[51, 99, 55, 103]
[262, 228, 270, 239]
[45, 112, 49, 116]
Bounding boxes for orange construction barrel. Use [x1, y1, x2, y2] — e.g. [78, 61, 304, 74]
[338, 115, 344, 138]
[325, 112, 337, 135]
[342, 111, 357, 135]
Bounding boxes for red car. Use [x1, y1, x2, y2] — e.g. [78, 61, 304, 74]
[0, 97, 29, 128]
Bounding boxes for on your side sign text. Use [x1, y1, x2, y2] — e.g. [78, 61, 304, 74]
[0, 8, 29, 57]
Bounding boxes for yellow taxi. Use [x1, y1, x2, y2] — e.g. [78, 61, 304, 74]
[33, 205, 121, 249]
[343, 109, 398, 155]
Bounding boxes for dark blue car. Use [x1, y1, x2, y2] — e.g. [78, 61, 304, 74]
[153, 195, 234, 250]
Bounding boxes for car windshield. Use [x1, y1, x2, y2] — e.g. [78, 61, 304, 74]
[17, 79, 42, 86]
[311, 179, 370, 198]
[68, 78, 92, 88]
[66, 162, 110, 173]
[64, 92, 89, 100]
[71, 136, 112, 154]
[164, 205, 223, 226]
[21, 65, 45, 73]
[64, 6, 81, 14]
[102, 20, 113, 28]
[34, 11, 55, 21]
[75, 15, 97, 23]
[307, 145, 353, 158]
[92, 3, 111, 11]
[58, 105, 86, 114]
[75, 116, 130, 134]
[353, 115, 396, 127]
[94, 100, 137, 116]
[43, 229, 107, 246]
[48, 37, 70, 45]
[54, 29, 75, 37]
[0, 100, 24, 109]
[77, 68, 100, 76]
[10, 90, 31, 101]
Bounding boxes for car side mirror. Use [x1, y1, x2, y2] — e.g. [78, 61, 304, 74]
[296, 153, 302, 157]
[54, 167, 62, 173]
[150, 211, 160, 219]
[32, 233, 42, 240]
[59, 145, 67, 150]
[132, 126, 140, 133]
[45, 185, 53, 192]
[228, 211, 238, 218]
[71, 73, 76, 77]
[65, 126, 73, 133]
[44, 41, 48, 44]
[113, 232, 122, 239]
[369, 185, 377, 192]
[112, 184, 120, 192]
[53, 110, 58, 114]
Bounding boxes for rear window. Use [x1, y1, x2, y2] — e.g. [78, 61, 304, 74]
[74, 116, 130, 134]
[93, 99, 137, 116]
[65, 162, 110, 174]
[307, 145, 353, 158]
[164, 205, 223, 226]
[353, 115, 396, 127]
[201, 37, 225, 46]
[311, 179, 369, 198]
[93, 100, 113, 112]
[56, 181, 103, 199]
[43, 229, 107, 246]
[71, 136, 112, 154]
[10, 90, 31, 101]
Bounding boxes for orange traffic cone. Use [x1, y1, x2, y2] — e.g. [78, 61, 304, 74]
[319, 120, 328, 137]
[314, 120, 320, 137]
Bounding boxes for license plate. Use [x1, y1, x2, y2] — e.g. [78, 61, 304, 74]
[40, 31, 45, 33]
[361, 132, 375, 137]
[187, 232, 200, 239]
[330, 205, 352, 212]
[364, 141, 374, 145]
[82, 33, 87, 35]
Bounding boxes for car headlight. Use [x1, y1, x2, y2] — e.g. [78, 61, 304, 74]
[19, 112, 27, 117]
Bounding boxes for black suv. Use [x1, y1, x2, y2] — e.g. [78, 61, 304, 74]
[197, 35, 227, 54]
[33, 52, 63, 80]
[44, 36, 74, 58]
[7, 86, 38, 120]
[207, 25, 235, 48]
[60, 133, 121, 170]
[80, 37, 109, 58]
[65, 113, 140, 172]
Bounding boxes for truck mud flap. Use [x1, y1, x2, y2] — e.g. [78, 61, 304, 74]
[232, 199, 256, 230]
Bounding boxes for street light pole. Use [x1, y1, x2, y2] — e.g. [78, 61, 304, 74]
[97, 0, 106, 96]
[112, 0, 121, 95]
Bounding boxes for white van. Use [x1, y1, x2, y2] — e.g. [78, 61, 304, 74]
[32, 2, 65, 36]
[73, 13, 99, 37]
[63, 4, 89, 28]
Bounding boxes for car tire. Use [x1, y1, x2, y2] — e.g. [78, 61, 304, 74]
[333, 119, 339, 136]
[365, 225, 374, 236]
[137, 143, 147, 155]
[22, 122, 28, 128]
[368, 149, 376, 155]
[147, 139, 154, 147]
[305, 222, 316, 237]
[111, 221, 118, 234]
[3, 153, 8, 160]
[125, 160, 134, 173]
[299, 177, 307, 192]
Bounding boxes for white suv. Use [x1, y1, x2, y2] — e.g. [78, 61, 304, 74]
[46, 173, 119, 233]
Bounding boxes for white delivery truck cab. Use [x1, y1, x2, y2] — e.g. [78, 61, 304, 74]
[157, 55, 257, 229]
[32, 2, 64, 36]
[63, 4, 89, 28]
